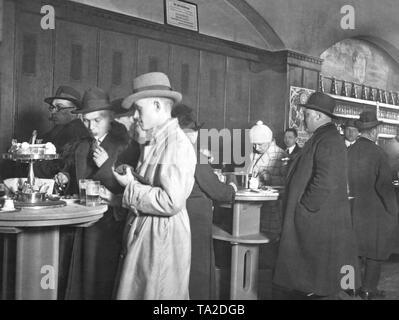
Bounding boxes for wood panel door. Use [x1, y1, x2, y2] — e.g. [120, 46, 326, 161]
[98, 30, 137, 100]
[54, 20, 98, 96]
[137, 38, 170, 76]
[198, 51, 226, 130]
[170, 44, 200, 114]
[225, 57, 250, 130]
[15, 12, 54, 139]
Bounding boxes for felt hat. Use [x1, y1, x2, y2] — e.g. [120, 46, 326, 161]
[342, 119, 357, 129]
[122, 72, 182, 109]
[72, 87, 112, 114]
[299, 92, 337, 118]
[355, 111, 382, 130]
[44, 86, 81, 108]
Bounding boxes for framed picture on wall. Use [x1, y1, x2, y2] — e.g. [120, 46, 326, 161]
[164, 0, 199, 32]
[289, 86, 315, 147]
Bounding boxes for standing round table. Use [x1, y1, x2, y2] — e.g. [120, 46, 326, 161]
[213, 190, 280, 300]
[0, 203, 107, 300]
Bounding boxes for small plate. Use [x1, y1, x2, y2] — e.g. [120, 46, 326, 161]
[61, 197, 81, 205]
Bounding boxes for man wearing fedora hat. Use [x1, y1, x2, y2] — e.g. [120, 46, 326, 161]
[112, 72, 196, 300]
[56, 87, 129, 300]
[273, 92, 360, 299]
[343, 119, 359, 148]
[347, 110, 398, 299]
[33, 86, 90, 181]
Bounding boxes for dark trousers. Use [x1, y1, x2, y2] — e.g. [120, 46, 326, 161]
[360, 257, 382, 292]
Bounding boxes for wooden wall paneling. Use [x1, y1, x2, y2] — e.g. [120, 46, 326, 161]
[14, 12, 54, 140]
[0, 0, 16, 154]
[169, 44, 200, 114]
[98, 30, 137, 100]
[225, 57, 250, 130]
[54, 20, 98, 95]
[137, 38, 170, 76]
[250, 66, 287, 138]
[198, 51, 226, 130]
[303, 69, 318, 91]
[288, 65, 303, 87]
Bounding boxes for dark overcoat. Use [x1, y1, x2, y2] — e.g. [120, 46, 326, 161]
[273, 123, 360, 296]
[64, 122, 129, 300]
[187, 153, 235, 300]
[34, 119, 91, 179]
[348, 137, 398, 260]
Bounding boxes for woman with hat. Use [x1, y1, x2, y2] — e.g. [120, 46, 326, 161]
[348, 110, 398, 299]
[56, 87, 129, 299]
[246, 120, 287, 235]
[172, 104, 237, 300]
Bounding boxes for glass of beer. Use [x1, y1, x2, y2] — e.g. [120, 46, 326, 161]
[79, 179, 91, 204]
[85, 180, 101, 206]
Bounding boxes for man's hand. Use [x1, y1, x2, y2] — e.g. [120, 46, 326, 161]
[93, 146, 109, 167]
[54, 172, 69, 185]
[112, 165, 135, 187]
[99, 185, 114, 203]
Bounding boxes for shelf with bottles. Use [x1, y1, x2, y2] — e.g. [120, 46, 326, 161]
[320, 75, 399, 110]
[377, 104, 399, 125]
[378, 124, 398, 137]
[333, 103, 361, 119]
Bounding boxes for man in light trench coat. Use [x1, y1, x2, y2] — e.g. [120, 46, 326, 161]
[111, 72, 197, 299]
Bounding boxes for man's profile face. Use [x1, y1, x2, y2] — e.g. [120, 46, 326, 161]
[284, 131, 297, 148]
[133, 98, 160, 131]
[82, 110, 112, 139]
[303, 108, 318, 133]
[48, 99, 76, 125]
[344, 126, 359, 142]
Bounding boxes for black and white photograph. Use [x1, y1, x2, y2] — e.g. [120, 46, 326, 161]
[1, 0, 399, 309]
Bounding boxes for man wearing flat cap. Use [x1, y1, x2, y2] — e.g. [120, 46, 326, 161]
[112, 72, 196, 300]
[347, 111, 398, 299]
[56, 87, 129, 300]
[273, 92, 359, 299]
[343, 119, 359, 148]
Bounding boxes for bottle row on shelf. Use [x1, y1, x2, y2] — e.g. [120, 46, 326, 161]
[320, 74, 399, 106]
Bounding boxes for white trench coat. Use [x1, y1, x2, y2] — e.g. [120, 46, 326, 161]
[115, 118, 196, 300]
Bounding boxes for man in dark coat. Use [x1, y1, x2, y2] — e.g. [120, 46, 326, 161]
[273, 92, 360, 299]
[56, 87, 129, 300]
[348, 111, 398, 299]
[172, 104, 237, 299]
[34, 86, 90, 181]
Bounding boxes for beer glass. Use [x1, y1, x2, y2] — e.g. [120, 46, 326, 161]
[85, 180, 100, 206]
[79, 179, 91, 204]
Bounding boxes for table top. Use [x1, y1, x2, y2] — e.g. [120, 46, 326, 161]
[234, 189, 280, 202]
[0, 203, 107, 227]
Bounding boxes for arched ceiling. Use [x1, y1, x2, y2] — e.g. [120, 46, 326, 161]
[71, 0, 399, 62]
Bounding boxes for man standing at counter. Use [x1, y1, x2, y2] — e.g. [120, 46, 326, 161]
[273, 92, 359, 299]
[112, 72, 196, 299]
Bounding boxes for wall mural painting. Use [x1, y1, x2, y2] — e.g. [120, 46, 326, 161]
[320, 38, 399, 92]
[289, 86, 315, 147]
